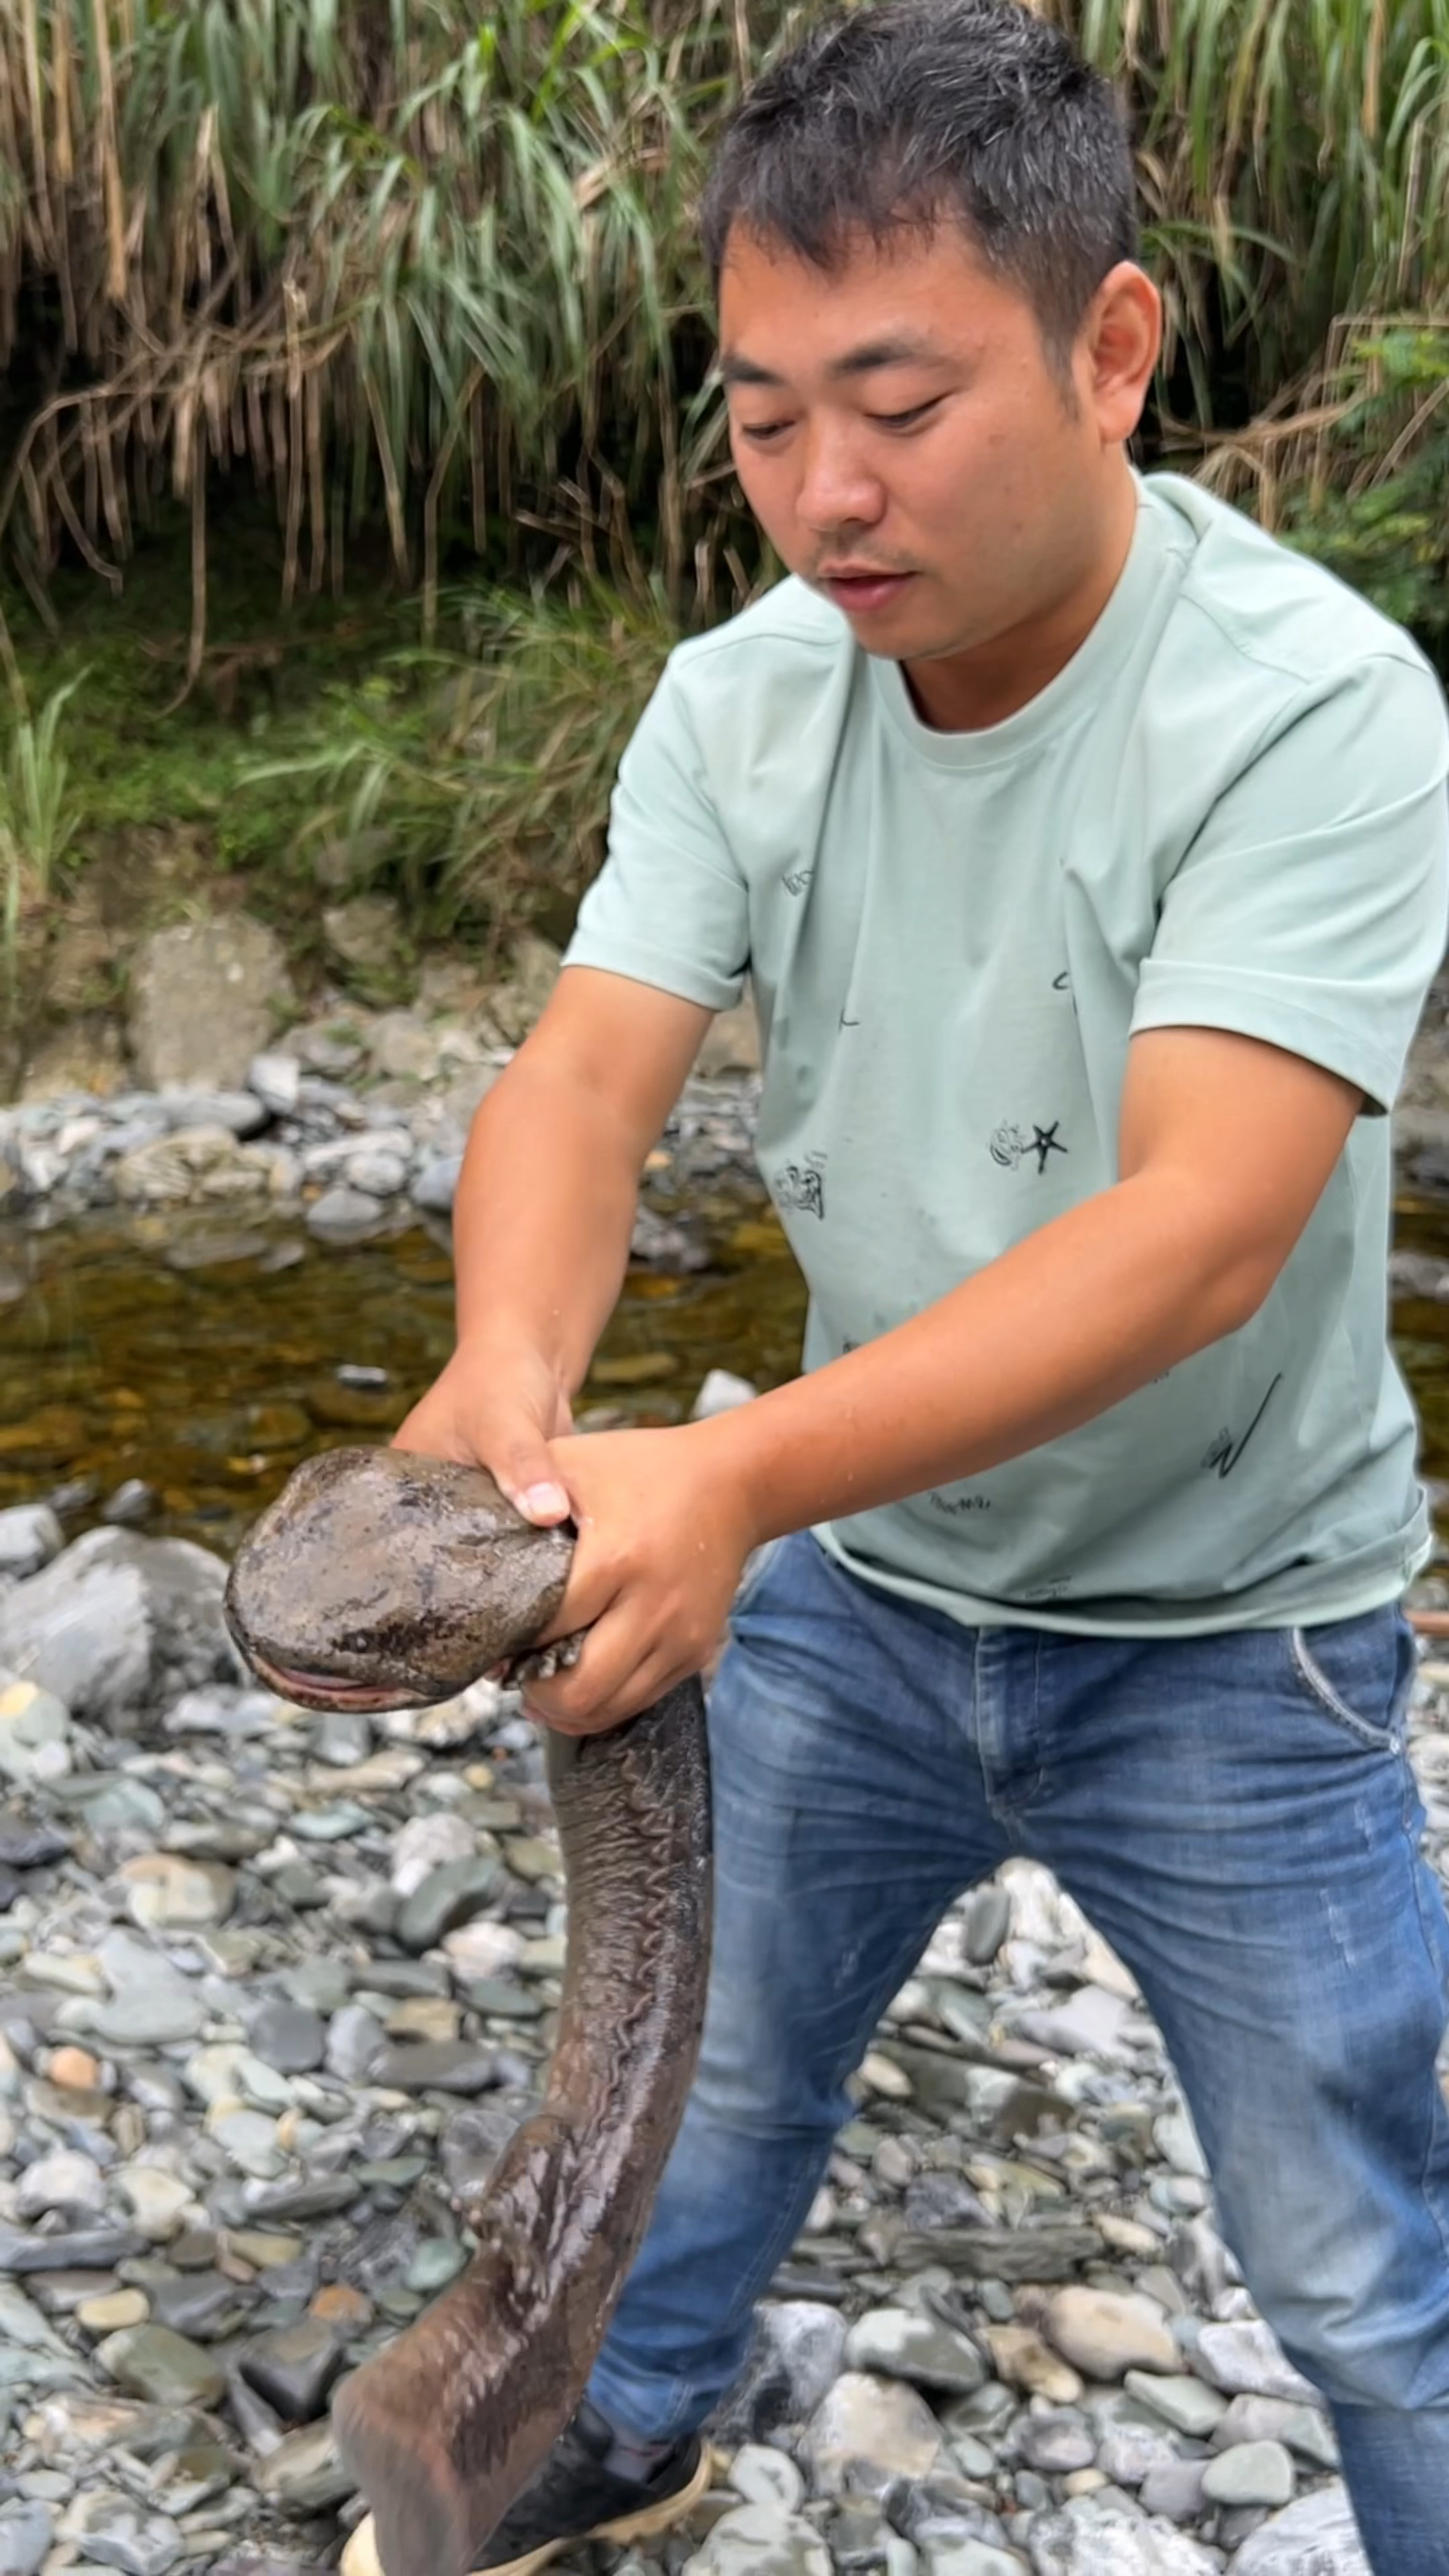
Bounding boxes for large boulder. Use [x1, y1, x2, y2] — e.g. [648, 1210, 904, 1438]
[0, 1529, 238, 1729]
[128, 918, 297, 1089]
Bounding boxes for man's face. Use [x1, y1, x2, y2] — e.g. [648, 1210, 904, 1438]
[717, 221, 1148, 681]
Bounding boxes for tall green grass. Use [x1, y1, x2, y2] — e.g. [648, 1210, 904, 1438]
[1, 0, 1446, 650]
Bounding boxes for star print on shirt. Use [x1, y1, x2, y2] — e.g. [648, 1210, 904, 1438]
[989, 1120, 1069, 1175]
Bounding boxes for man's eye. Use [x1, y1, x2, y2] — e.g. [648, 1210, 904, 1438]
[870, 400, 941, 429]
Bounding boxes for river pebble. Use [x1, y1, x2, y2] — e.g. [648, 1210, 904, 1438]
[0, 1488, 1442, 2574]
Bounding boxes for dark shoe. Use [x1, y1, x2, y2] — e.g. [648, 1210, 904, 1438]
[341, 2400, 712, 2576]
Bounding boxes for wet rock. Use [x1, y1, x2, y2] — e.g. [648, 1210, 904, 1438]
[64, 2491, 182, 2575]
[729, 2449, 806, 2514]
[256, 2418, 354, 2510]
[369, 2039, 498, 2094]
[683, 2504, 832, 2576]
[0, 2504, 55, 2576]
[248, 1052, 303, 1115]
[1122, 2373, 1227, 2438]
[114, 1124, 280, 1204]
[148, 2271, 250, 2341]
[1018, 2412, 1096, 2475]
[0, 1506, 62, 1579]
[1201, 2443, 1294, 2508]
[396, 1856, 502, 1952]
[920, 2550, 1026, 2576]
[119, 1851, 235, 1929]
[0, 1674, 72, 1783]
[807, 2371, 945, 2496]
[1044, 2288, 1177, 2381]
[16, 2148, 106, 2220]
[1210, 2396, 1337, 2471]
[1194, 2322, 1320, 2406]
[305, 1185, 389, 1242]
[845, 2308, 987, 2395]
[1026, 2514, 1220, 2572]
[324, 2005, 385, 2084]
[0, 1528, 233, 1725]
[248, 2000, 327, 2074]
[240, 2318, 347, 2423]
[0, 1812, 69, 1867]
[390, 1810, 476, 1896]
[1228, 2485, 1369, 2573]
[411, 1152, 462, 1214]
[94, 2324, 227, 2409]
[0, 2222, 145, 2271]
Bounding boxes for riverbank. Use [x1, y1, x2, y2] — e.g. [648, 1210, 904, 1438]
[3, 1494, 1438, 2576]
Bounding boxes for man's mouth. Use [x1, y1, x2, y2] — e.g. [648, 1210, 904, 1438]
[815, 568, 916, 614]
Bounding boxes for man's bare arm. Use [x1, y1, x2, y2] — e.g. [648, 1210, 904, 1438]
[523, 1026, 1366, 1728]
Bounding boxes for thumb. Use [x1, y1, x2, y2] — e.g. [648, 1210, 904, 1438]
[496, 1442, 572, 1526]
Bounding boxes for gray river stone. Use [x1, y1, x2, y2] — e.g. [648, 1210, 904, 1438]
[305, 1186, 388, 1242]
[411, 1152, 462, 1214]
[0, 1529, 234, 1724]
[0, 1506, 62, 1580]
[845, 2308, 987, 2395]
[0, 2504, 55, 2576]
[370, 2039, 499, 2094]
[1028, 2514, 1220, 2573]
[93, 2324, 227, 2409]
[1228, 2487, 1369, 2573]
[256, 2420, 354, 2510]
[684, 2504, 833, 2576]
[66, 2492, 182, 2576]
[325, 2004, 385, 2083]
[240, 2318, 347, 2423]
[396, 1856, 503, 1953]
[1194, 2323, 1320, 2406]
[1202, 2443, 1294, 2508]
[248, 1999, 327, 2074]
[0, 2223, 146, 2272]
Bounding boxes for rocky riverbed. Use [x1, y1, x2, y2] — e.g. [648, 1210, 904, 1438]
[3, 1495, 1444, 2576]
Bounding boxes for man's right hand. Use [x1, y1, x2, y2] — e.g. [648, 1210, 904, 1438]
[393, 1341, 574, 1527]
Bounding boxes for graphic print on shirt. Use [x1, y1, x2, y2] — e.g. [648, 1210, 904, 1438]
[783, 867, 814, 896]
[929, 1490, 993, 1515]
[774, 1153, 827, 1220]
[1200, 1374, 1283, 1478]
[989, 1120, 1069, 1175]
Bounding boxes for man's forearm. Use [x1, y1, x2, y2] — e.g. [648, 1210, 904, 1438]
[452, 1055, 641, 1395]
[698, 1169, 1271, 1544]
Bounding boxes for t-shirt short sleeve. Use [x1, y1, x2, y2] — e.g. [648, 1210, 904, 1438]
[1132, 651, 1449, 1110]
[564, 651, 750, 1011]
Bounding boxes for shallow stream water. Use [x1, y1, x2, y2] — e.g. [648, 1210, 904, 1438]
[5, 1189, 1449, 1570]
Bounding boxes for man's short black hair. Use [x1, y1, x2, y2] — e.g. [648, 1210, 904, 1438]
[700, 0, 1139, 366]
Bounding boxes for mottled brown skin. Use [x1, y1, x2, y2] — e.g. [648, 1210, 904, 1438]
[225, 1448, 712, 2576]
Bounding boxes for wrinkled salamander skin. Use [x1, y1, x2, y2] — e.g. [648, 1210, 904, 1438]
[224, 1447, 712, 2576]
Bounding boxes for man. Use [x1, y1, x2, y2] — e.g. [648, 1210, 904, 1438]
[373, 3, 1449, 2568]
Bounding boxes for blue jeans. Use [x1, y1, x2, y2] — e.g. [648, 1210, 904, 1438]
[586, 1532, 1449, 2574]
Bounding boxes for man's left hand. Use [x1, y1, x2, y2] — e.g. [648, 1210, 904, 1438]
[519, 1424, 757, 1735]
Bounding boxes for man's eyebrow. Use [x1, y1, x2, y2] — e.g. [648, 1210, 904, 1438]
[716, 333, 949, 388]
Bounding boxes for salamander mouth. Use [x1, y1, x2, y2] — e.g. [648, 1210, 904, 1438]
[246, 1652, 427, 1714]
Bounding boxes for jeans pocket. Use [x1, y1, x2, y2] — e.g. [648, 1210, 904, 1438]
[729, 1533, 786, 1627]
[1289, 1608, 1412, 1751]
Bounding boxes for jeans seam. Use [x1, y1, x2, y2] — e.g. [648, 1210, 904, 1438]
[1291, 1625, 1404, 1752]
[1400, 1743, 1449, 2283]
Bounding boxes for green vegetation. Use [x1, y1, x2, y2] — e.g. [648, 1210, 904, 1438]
[0, 0, 1445, 1081]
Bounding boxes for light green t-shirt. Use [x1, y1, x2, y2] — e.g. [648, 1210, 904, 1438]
[566, 472, 1449, 1633]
